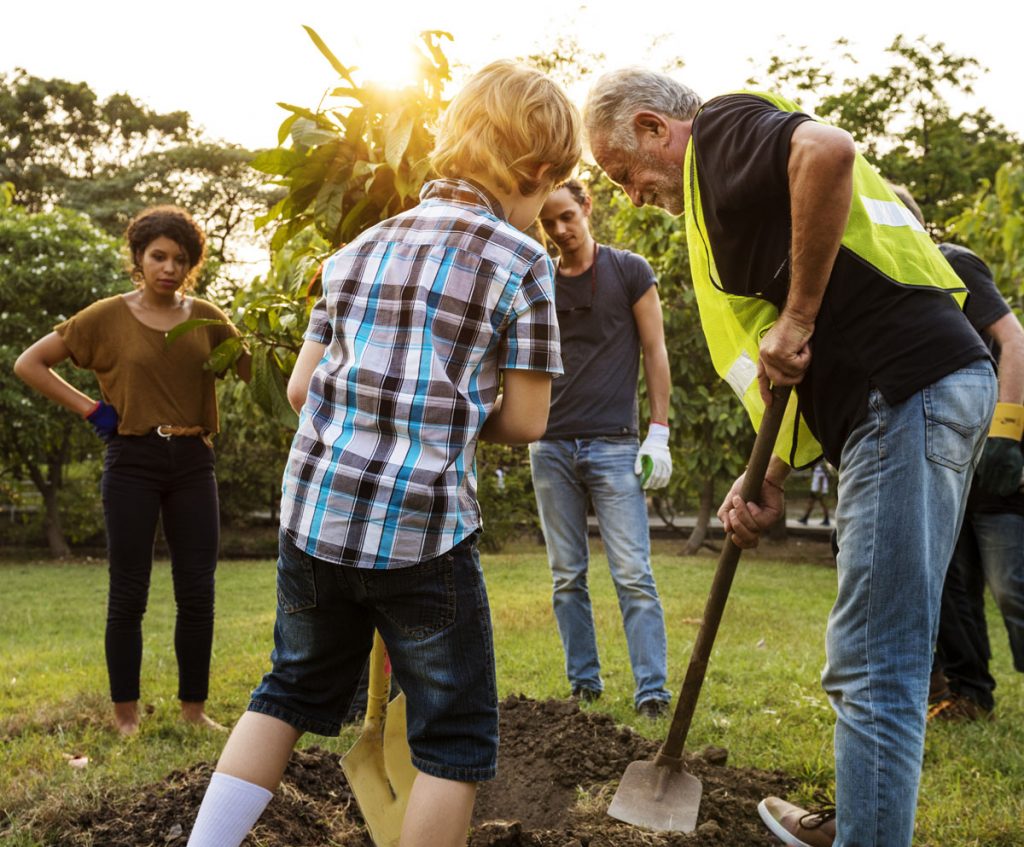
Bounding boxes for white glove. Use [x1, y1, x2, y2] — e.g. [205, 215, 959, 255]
[635, 423, 672, 490]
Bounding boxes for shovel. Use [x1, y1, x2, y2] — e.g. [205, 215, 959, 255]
[608, 384, 793, 833]
[341, 630, 419, 847]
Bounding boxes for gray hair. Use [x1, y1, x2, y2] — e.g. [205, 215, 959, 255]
[585, 68, 702, 152]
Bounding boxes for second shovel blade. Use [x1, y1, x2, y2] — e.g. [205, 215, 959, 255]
[607, 760, 702, 833]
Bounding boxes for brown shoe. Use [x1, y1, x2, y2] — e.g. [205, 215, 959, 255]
[758, 797, 835, 847]
[928, 668, 952, 704]
[926, 693, 993, 723]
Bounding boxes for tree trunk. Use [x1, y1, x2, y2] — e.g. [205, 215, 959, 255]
[25, 436, 72, 558]
[41, 484, 71, 558]
[683, 476, 715, 555]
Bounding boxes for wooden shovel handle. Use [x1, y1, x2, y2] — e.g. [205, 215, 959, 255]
[657, 384, 793, 766]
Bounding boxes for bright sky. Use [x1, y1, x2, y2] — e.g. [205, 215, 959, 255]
[5, 0, 1022, 150]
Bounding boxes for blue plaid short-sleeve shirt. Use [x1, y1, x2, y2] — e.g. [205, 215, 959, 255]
[280, 179, 563, 567]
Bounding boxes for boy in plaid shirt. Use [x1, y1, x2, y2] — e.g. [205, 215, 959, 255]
[187, 61, 581, 847]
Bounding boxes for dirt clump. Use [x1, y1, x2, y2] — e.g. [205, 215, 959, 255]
[52, 695, 793, 846]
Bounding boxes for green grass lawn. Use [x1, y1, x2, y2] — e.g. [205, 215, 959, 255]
[1, 540, 1021, 845]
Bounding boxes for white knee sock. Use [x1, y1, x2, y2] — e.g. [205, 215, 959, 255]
[186, 771, 274, 847]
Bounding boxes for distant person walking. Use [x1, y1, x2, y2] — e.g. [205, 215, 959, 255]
[14, 206, 250, 735]
[798, 461, 831, 526]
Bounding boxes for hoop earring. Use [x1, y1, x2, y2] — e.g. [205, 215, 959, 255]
[130, 266, 144, 284]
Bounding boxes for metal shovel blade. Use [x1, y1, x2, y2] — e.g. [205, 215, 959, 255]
[341, 728, 406, 847]
[340, 633, 414, 847]
[608, 760, 703, 832]
[382, 692, 418, 800]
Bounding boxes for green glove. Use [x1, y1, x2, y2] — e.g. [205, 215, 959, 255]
[975, 436, 1023, 497]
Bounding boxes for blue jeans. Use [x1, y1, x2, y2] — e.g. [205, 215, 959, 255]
[937, 510, 1024, 709]
[823, 364, 996, 847]
[972, 513, 1024, 672]
[529, 437, 669, 706]
[250, 531, 498, 782]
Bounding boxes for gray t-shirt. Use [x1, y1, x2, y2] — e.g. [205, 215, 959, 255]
[541, 244, 656, 439]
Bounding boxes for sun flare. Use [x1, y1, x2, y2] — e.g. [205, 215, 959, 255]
[348, 42, 421, 91]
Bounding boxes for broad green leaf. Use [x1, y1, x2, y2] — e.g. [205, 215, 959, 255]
[250, 346, 299, 429]
[251, 148, 304, 176]
[384, 107, 414, 172]
[276, 102, 339, 130]
[339, 197, 371, 241]
[206, 336, 244, 374]
[255, 196, 287, 231]
[165, 318, 228, 346]
[277, 113, 300, 147]
[271, 214, 314, 252]
[303, 25, 357, 84]
[289, 117, 339, 147]
[314, 183, 346, 239]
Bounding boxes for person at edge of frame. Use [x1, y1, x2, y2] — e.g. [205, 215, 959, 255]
[583, 69, 997, 847]
[889, 184, 1024, 725]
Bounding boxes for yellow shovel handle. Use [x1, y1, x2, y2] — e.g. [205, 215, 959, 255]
[364, 630, 389, 732]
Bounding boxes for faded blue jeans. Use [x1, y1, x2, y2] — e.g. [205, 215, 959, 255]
[823, 363, 996, 847]
[529, 436, 670, 707]
[938, 509, 1024, 710]
[968, 512, 1024, 672]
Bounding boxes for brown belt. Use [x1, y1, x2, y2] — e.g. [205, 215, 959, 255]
[155, 425, 212, 448]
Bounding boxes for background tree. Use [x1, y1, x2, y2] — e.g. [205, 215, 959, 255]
[747, 35, 1022, 234]
[0, 70, 278, 285]
[949, 161, 1024, 315]
[0, 196, 125, 555]
[0, 70, 188, 212]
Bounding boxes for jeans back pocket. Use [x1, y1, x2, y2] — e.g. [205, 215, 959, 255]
[277, 533, 318, 613]
[923, 367, 997, 472]
[367, 552, 458, 641]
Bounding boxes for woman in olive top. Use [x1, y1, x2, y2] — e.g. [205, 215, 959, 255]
[14, 205, 251, 735]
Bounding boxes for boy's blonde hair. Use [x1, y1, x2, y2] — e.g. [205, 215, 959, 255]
[431, 60, 581, 196]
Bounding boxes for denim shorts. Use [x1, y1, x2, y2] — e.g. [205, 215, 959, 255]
[249, 530, 498, 782]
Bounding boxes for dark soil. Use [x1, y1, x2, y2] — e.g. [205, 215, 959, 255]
[53, 696, 793, 846]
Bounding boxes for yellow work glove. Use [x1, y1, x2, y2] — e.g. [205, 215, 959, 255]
[975, 403, 1024, 497]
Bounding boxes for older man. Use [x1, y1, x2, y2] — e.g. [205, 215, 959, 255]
[585, 70, 999, 847]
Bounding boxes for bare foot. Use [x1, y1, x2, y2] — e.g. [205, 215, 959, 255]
[113, 701, 140, 736]
[181, 701, 227, 731]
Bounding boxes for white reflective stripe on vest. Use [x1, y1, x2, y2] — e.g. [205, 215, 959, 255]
[860, 196, 926, 233]
[725, 349, 758, 401]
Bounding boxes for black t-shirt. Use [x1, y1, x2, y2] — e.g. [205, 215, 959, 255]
[541, 245, 656, 439]
[942, 243, 1024, 516]
[691, 94, 992, 466]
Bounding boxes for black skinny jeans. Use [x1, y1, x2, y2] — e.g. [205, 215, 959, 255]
[101, 433, 219, 703]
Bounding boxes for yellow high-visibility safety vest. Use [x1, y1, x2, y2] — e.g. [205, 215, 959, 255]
[683, 90, 968, 468]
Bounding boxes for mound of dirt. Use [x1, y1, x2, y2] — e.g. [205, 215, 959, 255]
[54, 696, 793, 846]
